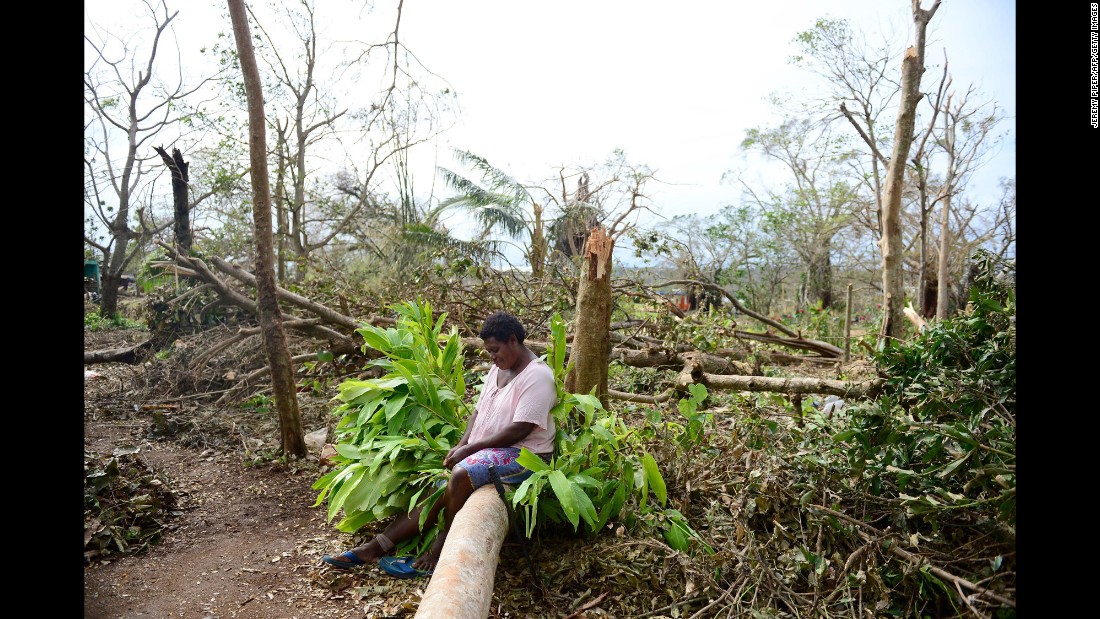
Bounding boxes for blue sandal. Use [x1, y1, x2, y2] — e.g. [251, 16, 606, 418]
[321, 550, 368, 569]
[379, 555, 433, 579]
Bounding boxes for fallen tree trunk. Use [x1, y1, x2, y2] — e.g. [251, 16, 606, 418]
[83, 339, 156, 365]
[414, 486, 509, 619]
[677, 365, 884, 398]
[650, 279, 845, 357]
[209, 257, 362, 331]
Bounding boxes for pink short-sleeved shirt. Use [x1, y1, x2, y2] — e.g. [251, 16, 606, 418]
[468, 358, 557, 454]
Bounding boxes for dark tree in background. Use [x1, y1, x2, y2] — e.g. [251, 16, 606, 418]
[154, 146, 192, 251]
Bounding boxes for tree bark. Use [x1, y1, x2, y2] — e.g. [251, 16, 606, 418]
[936, 190, 952, 319]
[564, 227, 614, 409]
[154, 146, 192, 251]
[877, 0, 941, 346]
[414, 486, 509, 619]
[935, 92, 957, 320]
[99, 272, 121, 319]
[228, 0, 306, 458]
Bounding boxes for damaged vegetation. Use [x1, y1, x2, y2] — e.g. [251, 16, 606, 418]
[83, 449, 179, 563]
[83, 251, 1014, 617]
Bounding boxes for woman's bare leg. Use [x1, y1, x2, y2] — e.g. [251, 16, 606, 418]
[412, 466, 474, 571]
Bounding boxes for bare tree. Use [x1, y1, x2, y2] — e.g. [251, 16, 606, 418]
[247, 0, 347, 282]
[878, 0, 941, 345]
[154, 146, 192, 250]
[789, 17, 901, 241]
[84, 0, 212, 317]
[933, 85, 1004, 318]
[227, 0, 306, 458]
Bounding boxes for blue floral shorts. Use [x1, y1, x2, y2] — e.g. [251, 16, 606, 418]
[454, 447, 552, 489]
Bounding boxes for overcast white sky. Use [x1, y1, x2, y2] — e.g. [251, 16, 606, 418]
[85, 0, 1016, 255]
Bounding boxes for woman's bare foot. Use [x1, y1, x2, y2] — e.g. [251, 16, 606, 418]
[412, 532, 447, 571]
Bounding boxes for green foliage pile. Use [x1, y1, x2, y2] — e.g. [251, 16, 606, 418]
[313, 300, 704, 557]
[312, 300, 466, 552]
[856, 249, 1016, 526]
[578, 250, 1016, 618]
[749, 250, 1016, 616]
[84, 450, 178, 563]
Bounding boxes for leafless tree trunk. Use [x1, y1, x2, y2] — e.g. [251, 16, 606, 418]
[565, 226, 614, 409]
[878, 0, 941, 346]
[228, 0, 306, 458]
[154, 146, 192, 251]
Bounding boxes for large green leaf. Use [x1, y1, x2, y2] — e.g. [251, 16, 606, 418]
[356, 326, 393, 355]
[516, 447, 549, 472]
[571, 483, 598, 531]
[327, 464, 367, 522]
[595, 479, 627, 531]
[663, 520, 689, 551]
[548, 470, 580, 530]
[383, 392, 410, 421]
[335, 508, 376, 533]
[643, 452, 667, 506]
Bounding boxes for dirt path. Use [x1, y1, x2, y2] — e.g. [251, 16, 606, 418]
[82, 403, 438, 619]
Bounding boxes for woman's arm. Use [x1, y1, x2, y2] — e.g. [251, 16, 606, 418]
[443, 421, 535, 468]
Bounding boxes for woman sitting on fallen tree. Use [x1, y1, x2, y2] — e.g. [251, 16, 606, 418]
[322, 311, 557, 576]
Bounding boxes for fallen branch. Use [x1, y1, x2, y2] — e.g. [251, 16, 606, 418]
[731, 329, 843, 357]
[607, 388, 677, 404]
[808, 504, 1015, 610]
[563, 591, 610, 619]
[214, 351, 322, 406]
[209, 257, 361, 331]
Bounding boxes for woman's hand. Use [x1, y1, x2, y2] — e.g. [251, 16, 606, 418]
[444, 444, 473, 469]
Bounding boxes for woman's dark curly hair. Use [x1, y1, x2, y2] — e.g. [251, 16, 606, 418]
[479, 312, 525, 344]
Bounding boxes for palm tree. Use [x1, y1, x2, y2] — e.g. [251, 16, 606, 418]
[437, 149, 548, 277]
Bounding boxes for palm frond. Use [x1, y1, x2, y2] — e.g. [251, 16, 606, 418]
[400, 223, 489, 258]
[470, 204, 527, 238]
[451, 149, 532, 203]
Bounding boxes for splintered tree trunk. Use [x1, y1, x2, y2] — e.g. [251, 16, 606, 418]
[155, 146, 192, 251]
[565, 227, 614, 409]
[227, 0, 306, 458]
[529, 202, 546, 281]
[878, 0, 941, 346]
